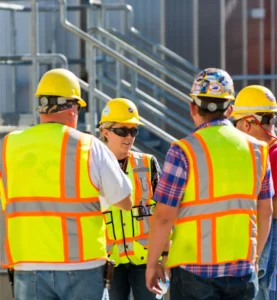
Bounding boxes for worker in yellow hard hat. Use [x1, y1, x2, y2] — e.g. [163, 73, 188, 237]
[233, 85, 277, 300]
[145, 68, 274, 300]
[0, 69, 132, 300]
[99, 98, 168, 300]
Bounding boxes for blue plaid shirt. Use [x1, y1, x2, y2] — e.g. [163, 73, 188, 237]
[154, 119, 274, 278]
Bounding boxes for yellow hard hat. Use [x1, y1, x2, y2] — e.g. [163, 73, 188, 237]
[35, 68, 86, 107]
[232, 85, 277, 116]
[99, 98, 144, 125]
[190, 68, 235, 100]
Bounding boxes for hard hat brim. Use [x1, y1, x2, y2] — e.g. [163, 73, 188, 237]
[190, 93, 235, 101]
[99, 117, 144, 126]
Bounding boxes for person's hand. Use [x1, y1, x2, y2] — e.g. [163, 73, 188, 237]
[146, 263, 165, 295]
[161, 255, 171, 279]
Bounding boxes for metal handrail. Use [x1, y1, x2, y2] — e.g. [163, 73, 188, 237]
[90, 27, 195, 84]
[101, 3, 199, 74]
[0, 54, 68, 68]
[60, 0, 191, 101]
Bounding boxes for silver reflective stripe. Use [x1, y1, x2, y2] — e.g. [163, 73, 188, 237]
[133, 167, 149, 173]
[178, 198, 256, 219]
[185, 136, 209, 199]
[64, 129, 81, 198]
[233, 105, 277, 111]
[118, 242, 134, 254]
[136, 238, 148, 246]
[201, 219, 212, 263]
[251, 143, 263, 196]
[66, 217, 80, 261]
[106, 244, 113, 253]
[5, 201, 100, 214]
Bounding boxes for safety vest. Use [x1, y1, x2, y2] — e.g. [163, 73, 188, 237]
[0, 123, 106, 268]
[166, 125, 268, 268]
[104, 151, 154, 266]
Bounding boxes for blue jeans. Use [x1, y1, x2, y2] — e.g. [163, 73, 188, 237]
[256, 219, 277, 300]
[14, 266, 105, 300]
[170, 267, 258, 300]
[109, 263, 161, 300]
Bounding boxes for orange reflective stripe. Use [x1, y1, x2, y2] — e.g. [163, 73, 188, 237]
[75, 138, 82, 199]
[247, 142, 257, 197]
[259, 144, 267, 192]
[119, 251, 134, 257]
[196, 219, 201, 264]
[87, 137, 99, 192]
[62, 218, 69, 262]
[7, 211, 102, 218]
[246, 218, 253, 261]
[142, 154, 153, 204]
[76, 217, 84, 261]
[7, 197, 99, 203]
[129, 155, 142, 206]
[211, 217, 217, 264]
[60, 129, 70, 198]
[179, 139, 200, 200]
[194, 133, 214, 200]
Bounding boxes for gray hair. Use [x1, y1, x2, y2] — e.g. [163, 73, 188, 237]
[99, 122, 116, 144]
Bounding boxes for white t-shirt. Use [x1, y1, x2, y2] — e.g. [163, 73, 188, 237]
[15, 138, 132, 271]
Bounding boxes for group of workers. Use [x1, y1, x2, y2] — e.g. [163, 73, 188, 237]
[0, 66, 276, 300]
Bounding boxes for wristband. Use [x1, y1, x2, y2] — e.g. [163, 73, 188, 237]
[161, 251, 169, 257]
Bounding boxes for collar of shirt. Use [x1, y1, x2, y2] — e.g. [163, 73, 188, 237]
[193, 118, 234, 133]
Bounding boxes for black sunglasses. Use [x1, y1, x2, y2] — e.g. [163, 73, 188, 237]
[108, 127, 138, 137]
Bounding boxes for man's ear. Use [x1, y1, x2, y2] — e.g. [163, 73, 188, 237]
[189, 102, 198, 117]
[226, 104, 233, 119]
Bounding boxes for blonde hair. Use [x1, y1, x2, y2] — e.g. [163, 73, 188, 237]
[99, 122, 116, 144]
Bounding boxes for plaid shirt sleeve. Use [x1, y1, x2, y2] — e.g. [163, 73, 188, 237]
[153, 144, 189, 207]
[258, 157, 275, 200]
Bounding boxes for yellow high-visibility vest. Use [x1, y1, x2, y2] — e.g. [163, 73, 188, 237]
[166, 125, 268, 268]
[105, 151, 155, 266]
[0, 123, 107, 267]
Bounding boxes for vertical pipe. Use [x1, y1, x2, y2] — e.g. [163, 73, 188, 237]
[220, 0, 226, 70]
[259, 0, 264, 86]
[51, 6, 57, 69]
[10, 10, 16, 113]
[242, 0, 248, 87]
[31, 0, 39, 125]
[115, 45, 121, 98]
[270, 0, 276, 94]
[160, 0, 165, 47]
[87, 46, 97, 135]
[192, 0, 199, 67]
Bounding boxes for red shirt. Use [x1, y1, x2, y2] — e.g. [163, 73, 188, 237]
[269, 141, 277, 196]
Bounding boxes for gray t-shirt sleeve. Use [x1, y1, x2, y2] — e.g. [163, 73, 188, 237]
[89, 139, 132, 209]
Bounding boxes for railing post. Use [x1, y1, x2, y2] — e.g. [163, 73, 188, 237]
[220, 0, 226, 70]
[31, 0, 39, 125]
[10, 9, 16, 113]
[192, 0, 199, 68]
[259, 0, 265, 86]
[242, 0, 248, 87]
[270, 0, 276, 94]
[87, 45, 97, 135]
